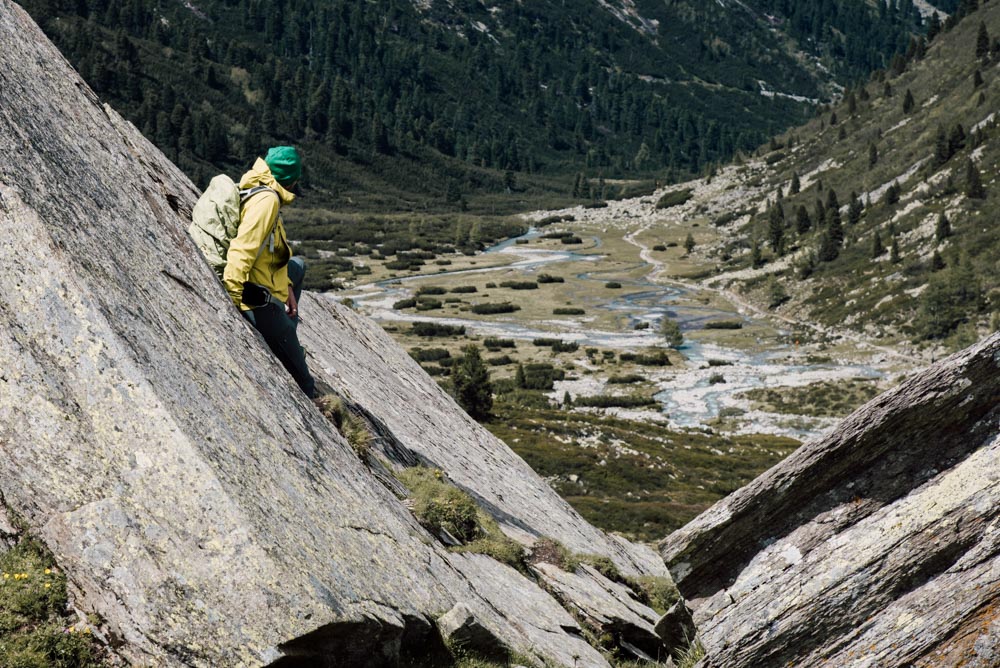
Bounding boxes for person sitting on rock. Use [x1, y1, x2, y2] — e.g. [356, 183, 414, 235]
[224, 146, 316, 399]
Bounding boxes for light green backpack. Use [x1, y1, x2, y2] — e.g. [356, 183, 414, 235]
[188, 175, 277, 279]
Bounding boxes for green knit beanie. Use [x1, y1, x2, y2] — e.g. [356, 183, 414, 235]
[264, 146, 302, 186]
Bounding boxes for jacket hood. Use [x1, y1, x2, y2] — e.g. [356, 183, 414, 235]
[239, 158, 296, 205]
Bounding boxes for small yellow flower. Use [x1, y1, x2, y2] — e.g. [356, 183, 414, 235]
[44, 583, 51, 589]
[44, 568, 51, 575]
[83, 627, 91, 634]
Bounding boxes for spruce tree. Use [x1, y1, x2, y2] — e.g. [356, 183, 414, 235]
[451, 345, 493, 420]
[868, 142, 878, 168]
[790, 172, 800, 194]
[976, 21, 990, 60]
[935, 212, 952, 242]
[890, 238, 901, 263]
[661, 317, 683, 348]
[965, 159, 986, 199]
[871, 230, 885, 258]
[768, 205, 785, 255]
[848, 192, 863, 225]
[931, 250, 946, 272]
[796, 205, 811, 235]
[902, 88, 914, 114]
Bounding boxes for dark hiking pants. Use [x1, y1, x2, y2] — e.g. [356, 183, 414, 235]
[243, 256, 316, 398]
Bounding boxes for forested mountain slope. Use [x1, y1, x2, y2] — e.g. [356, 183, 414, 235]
[16, 0, 924, 208]
[706, 0, 999, 350]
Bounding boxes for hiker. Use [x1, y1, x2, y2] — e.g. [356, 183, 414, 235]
[223, 146, 317, 398]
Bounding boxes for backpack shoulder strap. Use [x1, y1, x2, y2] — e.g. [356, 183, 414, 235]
[238, 187, 282, 259]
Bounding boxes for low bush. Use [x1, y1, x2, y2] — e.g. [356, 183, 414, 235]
[409, 348, 451, 362]
[434, 259, 452, 266]
[607, 374, 646, 384]
[583, 201, 608, 209]
[656, 188, 693, 209]
[499, 280, 538, 290]
[450, 285, 478, 293]
[707, 359, 733, 367]
[384, 259, 422, 270]
[398, 467, 480, 542]
[574, 395, 659, 408]
[634, 322, 650, 330]
[537, 273, 565, 283]
[709, 373, 726, 384]
[703, 320, 744, 330]
[416, 286, 447, 295]
[392, 298, 417, 309]
[541, 231, 575, 239]
[487, 355, 515, 366]
[411, 322, 466, 337]
[483, 337, 516, 349]
[553, 308, 586, 315]
[471, 303, 521, 315]
[635, 351, 672, 366]
[416, 298, 443, 311]
[552, 341, 579, 353]
[605, 281, 622, 289]
[652, 244, 667, 251]
[561, 236, 584, 244]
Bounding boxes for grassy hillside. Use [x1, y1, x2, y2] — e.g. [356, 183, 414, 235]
[713, 2, 1000, 351]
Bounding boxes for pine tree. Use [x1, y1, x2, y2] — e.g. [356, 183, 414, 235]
[976, 21, 990, 60]
[868, 142, 878, 168]
[768, 205, 785, 255]
[661, 317, 683, 348]
[790, 172, 800, 194]
[974, 69, 984, 89]
[451, 345, 493, 420]
[885, 181, 901, 206]
[934, 125, 951, 166]
[751, 239, 764, 268]
[796, 205, 812, 234]
[931, 250, 946, 271]
[684, 233, 696, 254]
[902, 88, 915, 114]
[965, 159, 986, 198]
[890, 238, 901, 263]
[871, 230, 885, 258]
[935, 212, 952, 242]
[515, 363, 527, 389]
[848, 192, 863, 225]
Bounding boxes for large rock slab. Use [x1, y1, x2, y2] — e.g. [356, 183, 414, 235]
[298, 292, 669, 579]
[660, 333, 1000, 667]
[0, 3, 659, 665]
[532, 562, 668, 660]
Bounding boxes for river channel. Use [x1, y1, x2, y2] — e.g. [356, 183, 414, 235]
[343, 227, 890, 440]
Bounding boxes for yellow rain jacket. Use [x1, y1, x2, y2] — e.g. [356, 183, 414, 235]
[223, 158, 296, 310]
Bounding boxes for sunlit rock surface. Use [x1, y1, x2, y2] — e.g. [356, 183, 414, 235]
[661, 333, 1000, 667]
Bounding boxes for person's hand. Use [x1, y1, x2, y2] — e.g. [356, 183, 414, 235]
[286, 286, 298, 319]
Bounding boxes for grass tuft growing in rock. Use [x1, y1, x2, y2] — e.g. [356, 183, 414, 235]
[399, 468, 527, 572]
[315, 395, 374, 460]
[0, 536, 103, 668]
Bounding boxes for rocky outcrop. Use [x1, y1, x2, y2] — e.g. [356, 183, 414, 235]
[0, 2, 673, 666]
[660, 333, 1000, 667]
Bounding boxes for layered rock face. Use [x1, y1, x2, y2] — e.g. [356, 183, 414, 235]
[0, 3, 677, 665]
[660, 333, 1000, 667]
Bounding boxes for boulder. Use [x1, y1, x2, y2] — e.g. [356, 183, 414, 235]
[660, 333, 1000, 667]
[437, 603, 509, 660]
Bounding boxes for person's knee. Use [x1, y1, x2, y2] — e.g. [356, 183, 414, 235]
[287, 256, 306, 289]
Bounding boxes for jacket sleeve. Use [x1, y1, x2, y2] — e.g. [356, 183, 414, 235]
[223, 192, 279, 307]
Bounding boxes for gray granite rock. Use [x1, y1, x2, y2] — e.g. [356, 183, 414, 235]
[0, 3, 663, 666]
[532, 562, 668, 661]
[437, 602, 509, 660]
[654, 600, 696, 659]
[660, 333, 1000, 667]
[298, 293, 670, 581]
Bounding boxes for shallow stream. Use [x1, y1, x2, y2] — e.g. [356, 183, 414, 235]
[343, 227, 888, 440]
